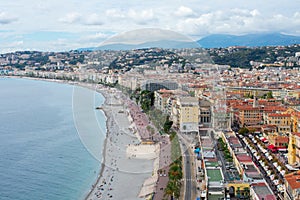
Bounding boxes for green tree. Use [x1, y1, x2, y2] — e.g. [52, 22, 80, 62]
[164, 181, 176, 199]
[139, 90, 154, 112]
[164, 181, 180, 200]
[163, 116, 173, 133]
[238, 127, 249, 135]
[266, 91, 273, 99]
[169, 164, 182, 181]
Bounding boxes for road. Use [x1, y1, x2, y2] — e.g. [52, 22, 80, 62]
[184, 148, 192, 200]
[178, 134, 196, 200]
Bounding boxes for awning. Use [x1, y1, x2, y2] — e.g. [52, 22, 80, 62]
[268, 144, 276, 150]
[261, 137, 268, 142]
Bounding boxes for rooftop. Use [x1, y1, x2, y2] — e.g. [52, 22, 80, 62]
[268, 113, 291, 117]
[285, 171, 300, 190]
[236, 154, 253, 163]
[251, 182, 276, 200]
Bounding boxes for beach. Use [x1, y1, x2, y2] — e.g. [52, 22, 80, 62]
[85, 86, 158, 200]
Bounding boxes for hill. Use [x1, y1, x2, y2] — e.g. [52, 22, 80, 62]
[77, 33, 300, 51]
[197, 33, 300, 48]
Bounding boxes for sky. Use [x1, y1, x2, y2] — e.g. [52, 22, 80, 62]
[0, 0, 300, 53]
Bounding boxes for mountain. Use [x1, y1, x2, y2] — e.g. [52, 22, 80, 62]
[77, 33, 300, 51]
[77, 40, 200, 51]
[197, 33, 300, 48]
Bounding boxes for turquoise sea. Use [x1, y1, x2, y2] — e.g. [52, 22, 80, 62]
[0, 78, 106, 200]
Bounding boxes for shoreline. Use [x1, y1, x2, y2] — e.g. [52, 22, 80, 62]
[83, 89, 110, 200]
[7, 76, 157, 200]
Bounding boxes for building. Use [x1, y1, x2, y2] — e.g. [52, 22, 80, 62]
[288, 132, 300, 165]
[141, 80, 178, 92]
[228, 87, 272, 98]
[172, 97, 199, 133]
[266, 113, 291, 134]
[118, 75, 139, 90]
[250, 182, 276, 200]
[237, 106, 263, 126]
[228, 98, 286, 128]
[199, 98, 212, 127]
[226, 182, 250, 199]
[285, 108, 300, 133]
[267, 132, 289, 150]
[154, 89, 174, 113]
[285, 171, 300, 200]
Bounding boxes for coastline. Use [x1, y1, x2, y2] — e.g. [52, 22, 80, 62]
[84, 86, 156, 200]
[83, 89, 109, 200]
[7, 76, 157, 200]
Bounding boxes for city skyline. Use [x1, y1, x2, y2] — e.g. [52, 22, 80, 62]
[0, 0, 300, 53]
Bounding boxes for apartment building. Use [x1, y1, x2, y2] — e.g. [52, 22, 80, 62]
[266, 113, 291, 134]
[285, 108, 300, 133]
[288, 132, 300, 165]
[172, 97, 199, 133]
[154, 89, 174, 113]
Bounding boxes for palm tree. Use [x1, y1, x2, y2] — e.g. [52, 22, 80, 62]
[164, 181, 177, 200]
[169, 164, 183, 181]
[243, 187, 250, 199]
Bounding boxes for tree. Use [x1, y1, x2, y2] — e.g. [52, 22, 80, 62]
[163, 116, 173, 133]
[169, 164, 182, 181]
[164, 181, 176, 200]
[266, 91, 273, 99]
[164, 180, 180, 200]
[238, 127, 249, 135]
[139, 90, 154, 112]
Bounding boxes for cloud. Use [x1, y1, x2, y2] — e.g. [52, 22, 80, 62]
[1, 0, 300, 52]
[105, 8, 157, 25]
[128, 9, 155, 24]
[9, 40, 23, 47]
[0, 12, 18, 24]
[59, 12, 82, 24]
[176, 9, 300, 36]
[105, 9, 125, 19]
[174, 6, 196, 18]
[84, 13, 103, 25]
[83, 32, 110, 41]
[59, 12, 103, 26]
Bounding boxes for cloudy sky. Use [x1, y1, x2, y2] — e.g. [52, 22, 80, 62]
[0, 0, 300, 53]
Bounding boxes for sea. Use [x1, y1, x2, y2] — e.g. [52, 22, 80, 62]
[0, 77, 106, 200]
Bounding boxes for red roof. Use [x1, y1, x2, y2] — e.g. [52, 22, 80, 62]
[236, 154, 252, 163]
[285, 171, 300, 190]
[268, 113, 291, 117]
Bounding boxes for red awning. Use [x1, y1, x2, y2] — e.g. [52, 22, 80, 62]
[268, 144, 276, 149]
